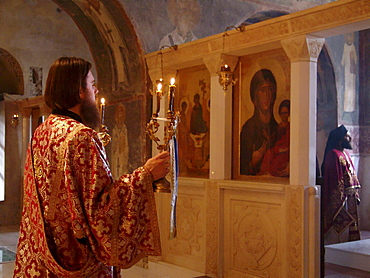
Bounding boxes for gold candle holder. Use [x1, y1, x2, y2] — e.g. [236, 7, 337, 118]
[147, 78, 180, 193]
[218, 64, 237, 92]
[98, 97, 111, 146]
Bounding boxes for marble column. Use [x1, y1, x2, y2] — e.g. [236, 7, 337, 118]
[282, 35, 325, 277]
[204, 54, 238, 180]
[281, 35, 325, 187]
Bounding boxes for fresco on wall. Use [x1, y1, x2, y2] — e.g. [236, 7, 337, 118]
[103, 96, 147, 177]
[177, 65, 210, 178]
[159, 0, 201, 50]
[51, 0, 150, 172]
[342, 33, 358, 118]
[233, 50, 290, 180]
[316, 32, 365, 173]
[30, 66, 42, 96]
[359, 29, 370, 129]
[322, 32, 360, 127]
[109, 104, 129, 180]
[122, 0, 332, 53]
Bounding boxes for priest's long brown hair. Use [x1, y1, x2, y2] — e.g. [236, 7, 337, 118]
[44, 57, 92, 110]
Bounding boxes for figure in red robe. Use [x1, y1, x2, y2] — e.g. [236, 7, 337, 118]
[321, 125, 360, 244]
[258, 99, 290, 177]
[13, 57, 170, 277]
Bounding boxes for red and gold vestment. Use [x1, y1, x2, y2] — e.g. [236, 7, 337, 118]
[322, 148, 360, 243]
[13, 114, 161, 277]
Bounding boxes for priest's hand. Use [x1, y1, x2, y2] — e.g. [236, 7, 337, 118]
[144, 151, 171, 181]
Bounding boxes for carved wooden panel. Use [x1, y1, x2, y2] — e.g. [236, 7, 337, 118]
[223, 188, 285, 277]
[159, 179, 207, 272]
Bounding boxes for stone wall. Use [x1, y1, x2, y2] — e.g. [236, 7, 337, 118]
[0, 0, 93, 226]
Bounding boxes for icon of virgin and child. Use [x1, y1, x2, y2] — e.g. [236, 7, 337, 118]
[240, 69, 290, 177]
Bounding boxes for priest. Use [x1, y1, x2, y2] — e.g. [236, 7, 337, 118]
[321, 125, 361, 244]
[13, 57, 170, 277]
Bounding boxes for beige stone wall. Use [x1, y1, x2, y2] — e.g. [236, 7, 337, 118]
[0, 0, 95, 98]
[0, 0, 93, 226]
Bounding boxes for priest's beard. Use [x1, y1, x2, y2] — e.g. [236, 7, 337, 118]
[80, 98, 100, 130]
[342, 139, 352, 150]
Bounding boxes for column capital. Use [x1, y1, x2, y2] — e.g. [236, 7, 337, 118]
[281, 35, 325, 63]
[19, 108, 32, 118]
[203, 54, 239, 75]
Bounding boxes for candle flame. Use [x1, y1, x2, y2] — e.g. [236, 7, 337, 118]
[170, 78, 175, 85]
[157, 83, 162, 92]
[101, 98, 105, 105]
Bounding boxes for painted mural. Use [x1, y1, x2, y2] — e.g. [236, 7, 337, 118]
[158, 0, 201, 50]
[29, 66, 42, 96]
[121, 0, 331, 53]
[50, 0, 150, 173]
[103, 96, 147, 177]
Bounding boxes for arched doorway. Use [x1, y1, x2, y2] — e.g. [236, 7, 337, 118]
[51, 0, 152, 172]
[0, 48, 24, 97]
[0, 48, 23, 218]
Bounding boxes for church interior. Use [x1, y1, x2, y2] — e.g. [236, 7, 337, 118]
[0, 0, 370, 277]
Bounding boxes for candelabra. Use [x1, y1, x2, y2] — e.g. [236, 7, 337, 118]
[146, 78, 180, 193]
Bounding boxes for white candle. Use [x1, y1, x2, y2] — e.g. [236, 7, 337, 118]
[100, 98, 105, 125]
[155, 79, 163, 115]
[221, 64, 230, 71]
[157, 82, 163, 93]
[168, 78, 176, 111]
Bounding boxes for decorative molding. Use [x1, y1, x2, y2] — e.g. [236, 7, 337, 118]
[223, 188, 284, 277]
[205, 181, 219, 276]
[290, 0, 370, 35]
[167, 190, 205, 264]
[281, 35, 325, 62]
[307, 37, 325, 60]
[287, 186, 303, 277]
[233, 205, 278, 272]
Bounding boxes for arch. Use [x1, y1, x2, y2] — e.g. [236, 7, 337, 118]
[316, 44, 338, 179]
[51, 0, 147, 100]
[50, 0, 150, 167]
[0, 48, 24, 98]
[240, 10, 289, 26]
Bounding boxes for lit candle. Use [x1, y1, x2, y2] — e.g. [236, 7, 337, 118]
[221, 64, 230, 71]
[155, 79, 163, 115]
[168, 78, 175, 111]
[100, 98, 105, 125]
[156, 81, 163, 93]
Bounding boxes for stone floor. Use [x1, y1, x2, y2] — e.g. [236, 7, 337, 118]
[1, 225, 370, 277]
[325, 239, 370, 273]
